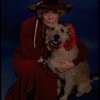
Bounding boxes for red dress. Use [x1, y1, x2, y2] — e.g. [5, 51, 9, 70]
[5, 16, 88, 100]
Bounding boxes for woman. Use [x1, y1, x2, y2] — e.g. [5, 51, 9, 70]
[5, 0, 88, 100]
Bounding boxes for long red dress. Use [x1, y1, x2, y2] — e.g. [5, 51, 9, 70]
[5, 16, 88, 100]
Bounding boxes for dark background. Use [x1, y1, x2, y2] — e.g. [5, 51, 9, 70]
[1, 0, 99, 100]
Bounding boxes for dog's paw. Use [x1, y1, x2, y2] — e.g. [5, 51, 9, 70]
[76, 92, 83, 97]
[57, 88, 60, 95]
[37, 56, 44, 63]
[59, 96, 68, 100]
[85, 86, 92, 93]
[76, 85, 92, 97]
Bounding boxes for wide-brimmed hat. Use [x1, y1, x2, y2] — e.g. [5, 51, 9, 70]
[28, 0, 73, 12]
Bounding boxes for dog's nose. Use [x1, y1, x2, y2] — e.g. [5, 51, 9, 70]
[54, 34, 59, 41]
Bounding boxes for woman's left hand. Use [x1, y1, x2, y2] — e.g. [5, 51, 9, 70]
[56, 60, 75, 72]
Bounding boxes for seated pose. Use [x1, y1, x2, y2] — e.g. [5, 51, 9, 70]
[5, 0, 88, 100]
[38, 24, 91, 100]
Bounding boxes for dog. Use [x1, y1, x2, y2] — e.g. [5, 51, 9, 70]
[38, 24, 92, 100]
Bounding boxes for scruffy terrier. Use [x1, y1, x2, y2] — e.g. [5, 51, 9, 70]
[38, 24, 92, 100]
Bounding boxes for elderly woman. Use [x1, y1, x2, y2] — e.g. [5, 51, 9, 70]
[5, 0, 88, 100]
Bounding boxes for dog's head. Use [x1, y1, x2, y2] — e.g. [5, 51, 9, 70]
[45, 24, 71, 46]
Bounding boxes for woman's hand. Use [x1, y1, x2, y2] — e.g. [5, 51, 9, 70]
[56, 60, 75, 72]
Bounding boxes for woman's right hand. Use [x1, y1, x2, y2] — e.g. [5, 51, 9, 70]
[56, 60, 75, 72]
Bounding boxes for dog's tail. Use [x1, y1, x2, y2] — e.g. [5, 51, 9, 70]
[90, 73, 99, 82]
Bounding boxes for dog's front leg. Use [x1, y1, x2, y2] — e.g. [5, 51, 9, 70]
[57, 79, 61, 96]
[59, 79, 73, 100]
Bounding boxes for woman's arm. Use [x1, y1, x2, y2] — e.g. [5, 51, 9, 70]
[19, 17, 48, 60]
[56, 23, 88, 72]
[66, 23, 88, 66]
[73, 37, 88, 65]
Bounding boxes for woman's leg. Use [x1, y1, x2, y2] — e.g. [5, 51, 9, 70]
[5, 57, 57, 100]
[33, 63, 57, 100]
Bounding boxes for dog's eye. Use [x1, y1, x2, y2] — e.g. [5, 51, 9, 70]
[50, 27, 55, 30]
[60, 28, 64, 32]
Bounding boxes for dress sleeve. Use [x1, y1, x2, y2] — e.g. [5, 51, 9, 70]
[65, 23, 88, 66]
[65, 23, 76, 51]
[19, 17, 48, 60]
[73, 37, 88, 65]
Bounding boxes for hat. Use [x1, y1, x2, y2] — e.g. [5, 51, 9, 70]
[28, 0, 73, 12]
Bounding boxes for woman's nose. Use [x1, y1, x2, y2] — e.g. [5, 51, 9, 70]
[48, 12, 53, 18]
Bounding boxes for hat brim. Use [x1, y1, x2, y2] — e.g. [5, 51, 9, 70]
[28, 3, 73, 12]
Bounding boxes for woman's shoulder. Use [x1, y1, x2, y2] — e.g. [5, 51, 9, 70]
[64, 23, 75, 29]
[64, 23, 76, 34]
[21, 16, 37, 27]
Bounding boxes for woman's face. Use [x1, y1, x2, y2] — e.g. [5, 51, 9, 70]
[42, 10, 59, 28]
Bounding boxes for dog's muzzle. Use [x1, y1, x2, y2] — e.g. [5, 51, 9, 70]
[51, 34, 61, 46]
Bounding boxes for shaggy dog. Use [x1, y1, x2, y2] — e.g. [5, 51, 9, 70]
[38, 24, 92, 100]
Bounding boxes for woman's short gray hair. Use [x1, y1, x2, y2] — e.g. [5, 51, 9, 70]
[37, 9, 66, 18]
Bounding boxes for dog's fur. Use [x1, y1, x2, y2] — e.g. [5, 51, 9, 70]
[38, 24, 92, 100]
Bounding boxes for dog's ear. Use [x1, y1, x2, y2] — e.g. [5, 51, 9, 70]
[45, 27, 54, 33]
[46, 26, 55, 31]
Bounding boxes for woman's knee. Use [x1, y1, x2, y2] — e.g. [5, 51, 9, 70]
[12, 58, 41, 76]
